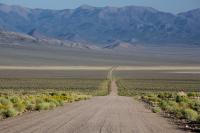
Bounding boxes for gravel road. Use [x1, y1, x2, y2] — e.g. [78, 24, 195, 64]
[0, 81, 186, 133]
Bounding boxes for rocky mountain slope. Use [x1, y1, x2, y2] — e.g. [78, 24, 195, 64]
[0, 30, 98, 49]
[0, 3, 200, 45]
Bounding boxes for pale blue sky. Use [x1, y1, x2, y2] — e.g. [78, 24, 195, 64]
[0, 0, 200, 13]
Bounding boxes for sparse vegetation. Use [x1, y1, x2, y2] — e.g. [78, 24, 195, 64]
[0, 78, 110, 96]
[152, 107, 161, 113]
[0, 78, 110, 120]
[117, 79, 200, 130]
[117, 79, 200, 93]
[0, 92, 90, 119]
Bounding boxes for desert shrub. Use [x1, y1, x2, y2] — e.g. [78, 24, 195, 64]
[168, 101, 177, 107]
[147, 96, 160, 103]
[36, 102, 50, 110]
[46, 97, 62, 106]
[14, 102, 25, 112]
[197, 115, 200, 122]
[161, 101, 178, 113]
[189, 100, 200, 112]
[187, 92, 197, 97]
[159, 100, 169, 110]
[176, 95, 189, 103]
[158, 93, 174, 99]
[26, 103, 35, 111]
[35, 98, 45, 104]
[3, 108, 18, 117]
[183, 108, 198, 121]
[179, 102, 189, 109]
[10, 96, 21, 104]
[49, 102, 56, 109]
[164, 104, 175, 113]
[152, 107, 161, 113]
[174, 108, 184, 119]
[57, 99, 64, 106]
[0, 98, 12, 108]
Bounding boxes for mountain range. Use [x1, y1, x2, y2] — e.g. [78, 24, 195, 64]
[0, 3, 200, 46]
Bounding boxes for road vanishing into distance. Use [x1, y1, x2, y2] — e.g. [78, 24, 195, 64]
[0, 66, 191, 133]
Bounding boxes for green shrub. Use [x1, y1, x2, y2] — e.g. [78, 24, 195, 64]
[46, 98, 59, 106]
[3, 108, 18, 117]
[152, 107, 161, 113]
[36, 102, 50, 110]
[148, 96, 160, 103]
[0, 98, 12, 108]
[160, 101, 178, 113]
[168, 101, 178, 107]
[179, 102, 189, 109]
[187, 92, 197, 97]
[49, 102, 56, 109]
[158, 93, 174, 99]
[176, 95, 189, 103]
[26, 103, 35, 111]
[189, 100, 200, 112]
[36, 98, 44, 104]
[183, 108, 198, 121]
[159, 100, 168, 110]
[197, 115, 200, 122]
[58, 100, 64, 106]
[174, 108, 184, 119]
[14, 102, 25, 112]
[10, 96, 21, 104]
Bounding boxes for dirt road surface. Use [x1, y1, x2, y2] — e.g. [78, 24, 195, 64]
[0, 80, 186, 133]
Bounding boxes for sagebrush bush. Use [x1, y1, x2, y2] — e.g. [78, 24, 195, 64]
[36, 98, 44, 104]
[179, 102, 189, 109]
[174, 108, 184, 119]
[49, 102, 56, 109]
[158, 93, 174, 99]
[189, 100, 200, 112]
[10, 96, 21, 104]
[46, 98, 59, 106]
[0, 98, 12, 108]
[14, 102, 25, 112]
[152, 107, 161, 113]
[58, 99, 64, 106]
[176, 95, 189, 103]
[159, 100, 168, 110]
[3, 108, 18, 117]
[187, 92, 197, 97]
[26, 103, 35, 111]
[197, 115, 200, 122]
[183, 108, 198, 121]
[36, 102, 50, 110]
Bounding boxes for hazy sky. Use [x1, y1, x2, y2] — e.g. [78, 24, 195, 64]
[0, 0, 200, 13]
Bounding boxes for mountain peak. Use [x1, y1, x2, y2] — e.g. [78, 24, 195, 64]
[0, 3, 30, 18]
[0, 3, 200, 45]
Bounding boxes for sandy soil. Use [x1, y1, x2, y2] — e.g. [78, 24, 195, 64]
[117, 66, 200, 71]
[0, 65, 200, 71]
[0, 66, 111, 70]
[0, 80, 186, 133]
[0, 70, 108, 79]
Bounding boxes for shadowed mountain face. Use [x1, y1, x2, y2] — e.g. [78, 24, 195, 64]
[0, 3, 200, 45]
